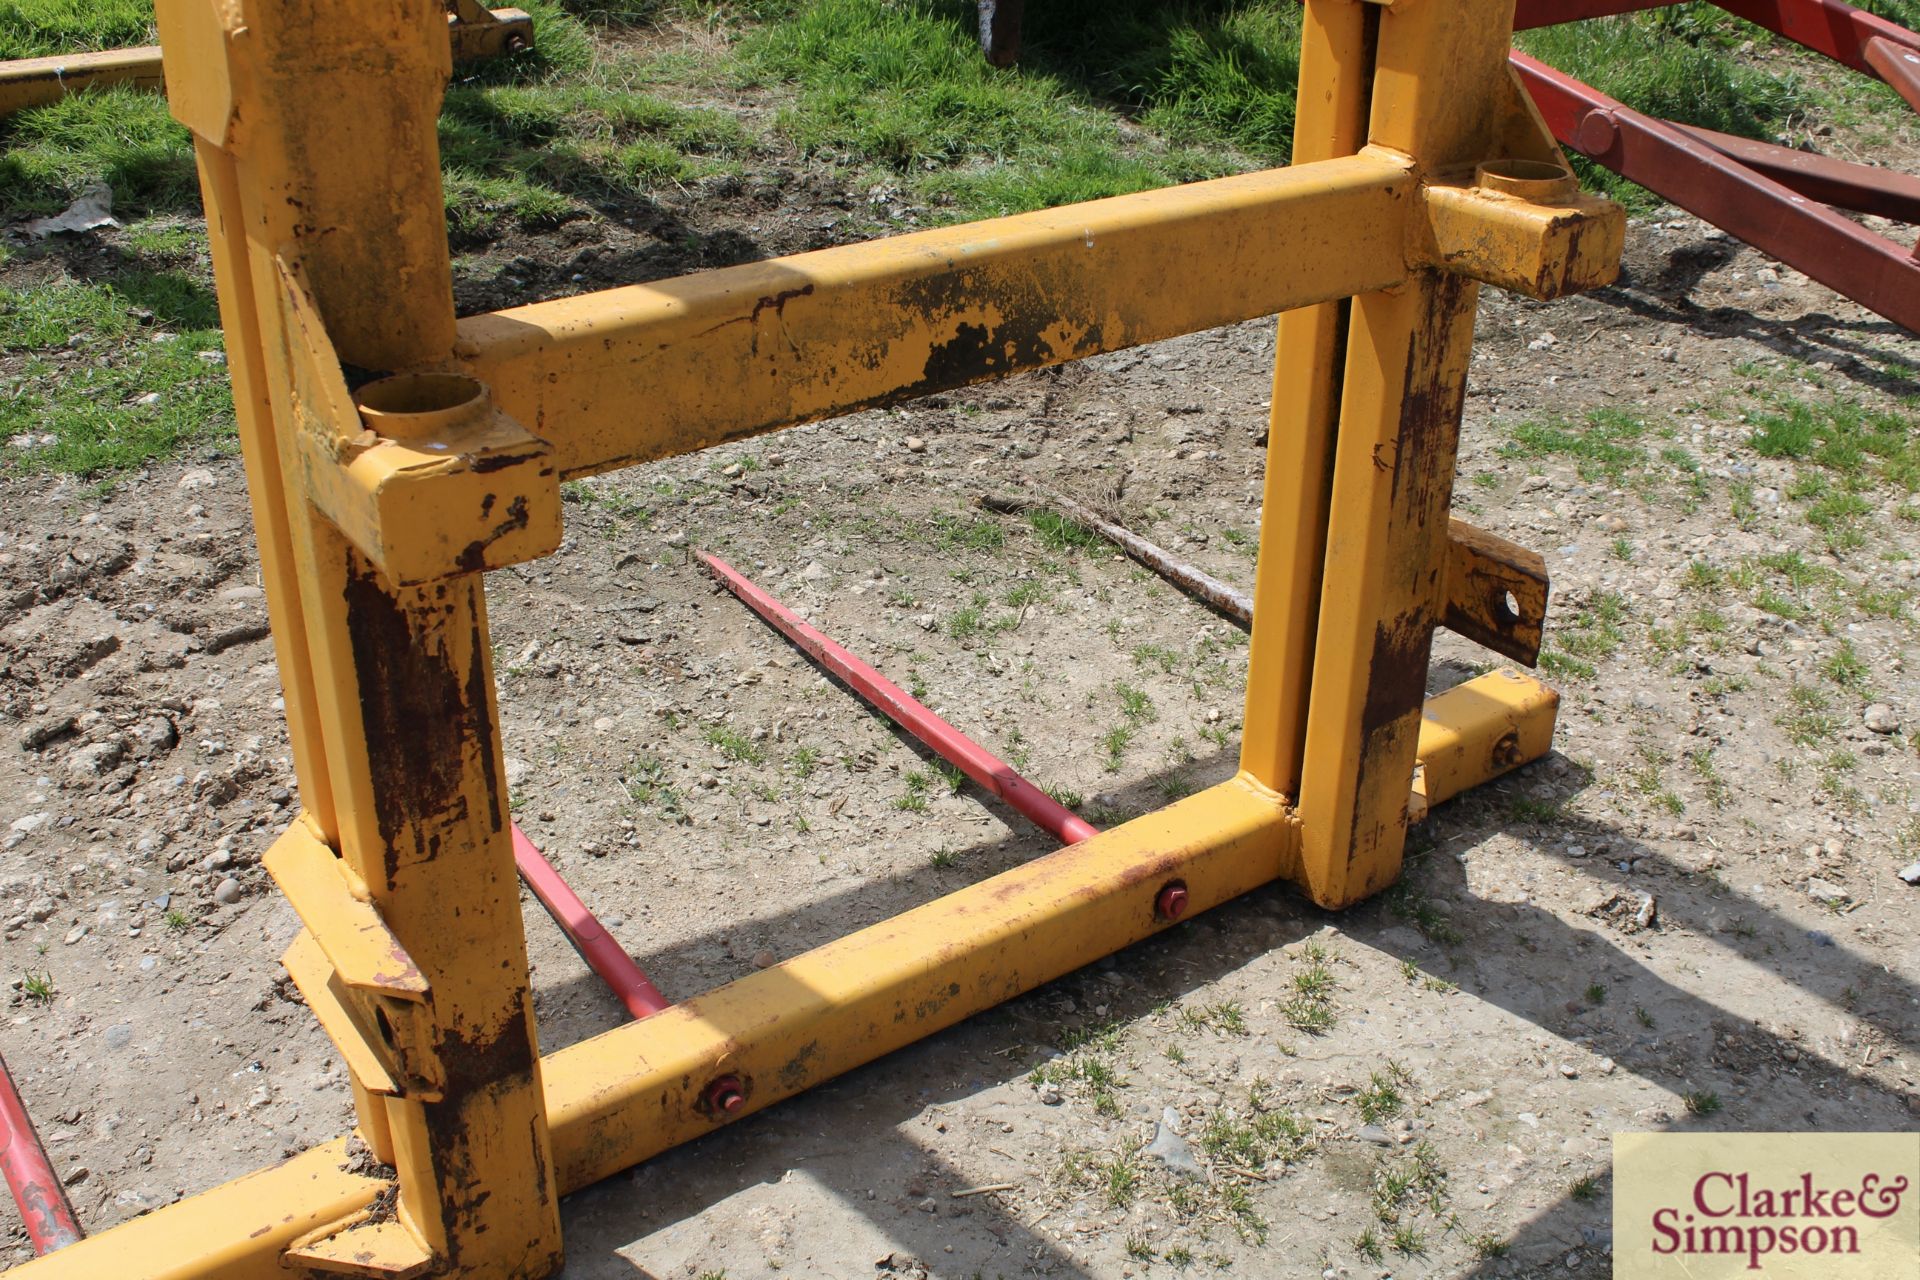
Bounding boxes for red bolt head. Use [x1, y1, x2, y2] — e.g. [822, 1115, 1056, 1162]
[1155, 882, 1189, 921]
[704, 1075, 746, 1116]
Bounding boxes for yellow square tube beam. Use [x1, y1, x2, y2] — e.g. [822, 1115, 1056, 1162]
[541, 776, 1293, 1188]
[0, 47, 166, 117]
[452, 153, 1416, 478]
[16, 777, 1292, 1280]
[1238, 0, 1377, 801]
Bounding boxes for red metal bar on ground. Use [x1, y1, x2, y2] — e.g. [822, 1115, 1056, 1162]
[1670, 120, 1920, 221]
[511, 824, 670, 1019]
[1514, 50, 1920, 333]
[697, 550, 1100, 846]
[0, 1055, 82, 1254]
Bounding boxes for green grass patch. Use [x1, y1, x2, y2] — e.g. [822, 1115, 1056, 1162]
[0, 274, 233, 476]
[0, 86, 198, 220]
[0, 0, 154, 59]
[738, 0, 1301, 218]
[1502, 408, 1652, 484]
[440, 73, 761, 240]
[1028, 508, 1104, 553]
[1746, 396, 1920, 497]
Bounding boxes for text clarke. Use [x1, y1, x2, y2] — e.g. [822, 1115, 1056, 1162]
[1649, 1171, 1909, 1271]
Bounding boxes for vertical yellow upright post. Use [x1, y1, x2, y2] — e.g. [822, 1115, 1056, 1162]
[155, 2, 563, 1276]
[1289, 0, 1522, 907]
[1239, 0, 1375, 800]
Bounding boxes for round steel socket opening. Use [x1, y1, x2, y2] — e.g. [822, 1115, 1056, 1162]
[353, 371, 489, 440]
[1475, 158, 1578, 201]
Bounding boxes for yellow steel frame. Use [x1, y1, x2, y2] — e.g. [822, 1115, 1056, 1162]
[0, 3, 531, 118]
[13, 2, 1623, 1276]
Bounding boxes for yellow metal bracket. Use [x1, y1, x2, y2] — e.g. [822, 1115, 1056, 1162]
[1423, 165, 1624, 298]
[265, 825, 450, 1102]
[278, 258, 563, 584]
[1444, 516, 1551, 666]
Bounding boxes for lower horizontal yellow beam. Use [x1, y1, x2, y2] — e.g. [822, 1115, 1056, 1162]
[13, 1137, 382, 1280]
[544, 776, 1293, 1188]
[16, 681, 1551, 1280]
[1409, 668, 1559, 821]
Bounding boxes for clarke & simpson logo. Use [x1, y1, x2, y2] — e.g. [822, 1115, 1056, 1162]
[1615, 1133, 1920, 1279]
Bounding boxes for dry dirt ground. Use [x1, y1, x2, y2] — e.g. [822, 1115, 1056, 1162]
[3, 147, 1920, 1280]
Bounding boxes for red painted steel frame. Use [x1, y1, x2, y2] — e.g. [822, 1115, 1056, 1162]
[1512, 51, 1920, 331]
[1864, 33, 1920, 113]
[1515, 0, 1920, 72]
[1670, 121, 1920, 222]
[511, 825, 670, 1019]
[697, 551, 1101, 846]
[0, 1055, 82, 1254]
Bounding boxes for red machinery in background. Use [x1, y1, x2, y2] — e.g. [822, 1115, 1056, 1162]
[974, 0, 1920, 332]
[1513, 0, 1920, 333]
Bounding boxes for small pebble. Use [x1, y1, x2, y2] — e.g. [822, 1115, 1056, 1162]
[213, 877, 242, 905]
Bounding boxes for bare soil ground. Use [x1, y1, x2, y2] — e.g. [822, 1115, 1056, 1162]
[3, 109, 1919, 1280]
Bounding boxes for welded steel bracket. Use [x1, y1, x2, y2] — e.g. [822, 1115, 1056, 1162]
[446, 0, 533, 62]
[278, 258, 563, 585]
[1444, 518, 1550, 666]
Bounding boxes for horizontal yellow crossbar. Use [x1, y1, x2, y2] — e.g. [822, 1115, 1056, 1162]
[0, 47, 165, 117]
[453, 152, 1415, 477]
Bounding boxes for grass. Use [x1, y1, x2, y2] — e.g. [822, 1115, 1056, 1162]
[625, 754, 686, 820]
[1541, 590, 1628, 680]
[1028, 508, 1104, 553]
[931, 512, 1004, 552]
[705, 725, 766, 764]
[1470, 1233, 1512, 1259]
[894, 768, 934, 812]
[0, 275, 234, 476]
[0, 0, 153, 58]
[0, 86, 198, 220]
[1031, 1026, 1129, 1118]
[1355, 1069, 1405, 1124]
[742, 0, 1300, 218]
[1502, 408, 1652, 484]
[1200, 1103, 1312, 1170]
[1778, 684, 1842, 747]
[19, 970, 55, 1004]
